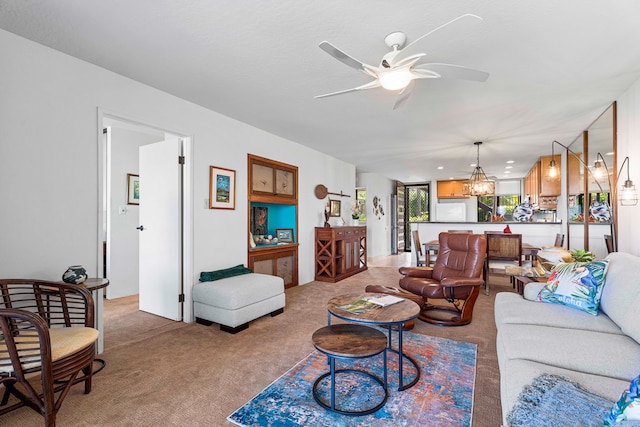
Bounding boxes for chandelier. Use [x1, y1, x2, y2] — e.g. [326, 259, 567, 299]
[462, 141, 495, 196]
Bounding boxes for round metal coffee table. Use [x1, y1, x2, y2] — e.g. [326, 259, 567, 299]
[311, 324, 388, 415]
[327, 292, 421, 391]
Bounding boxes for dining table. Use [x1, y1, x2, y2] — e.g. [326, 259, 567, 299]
[424, 238, 541, 264]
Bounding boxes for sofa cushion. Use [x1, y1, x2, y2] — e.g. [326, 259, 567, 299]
[498, 323, 640, 381]
[537, 260, 609, 315]
[495, 292, 623, 334]
[601, 253, 640, 344]
[605, 374, 640, 426]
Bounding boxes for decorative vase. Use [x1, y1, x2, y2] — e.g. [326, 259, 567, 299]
[352, 218, 360, 226]
[62, 265, 88, 284]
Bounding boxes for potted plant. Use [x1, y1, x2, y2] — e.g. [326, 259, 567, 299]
[570, 249, 595, 262]
[351, 201, 363, 225]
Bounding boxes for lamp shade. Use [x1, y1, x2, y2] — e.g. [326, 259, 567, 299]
[620, 180, 638, 206]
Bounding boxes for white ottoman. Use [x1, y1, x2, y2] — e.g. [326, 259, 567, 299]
[193, 273, 285, 334]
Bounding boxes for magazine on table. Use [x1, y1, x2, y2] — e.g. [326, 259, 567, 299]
[337, 295, 404, 314]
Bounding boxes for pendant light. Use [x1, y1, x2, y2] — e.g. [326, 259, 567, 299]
[546, 141, 560, 181]
[462, 141, 495, 196]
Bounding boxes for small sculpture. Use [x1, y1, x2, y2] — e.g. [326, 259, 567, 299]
[324, 202, 331, 228]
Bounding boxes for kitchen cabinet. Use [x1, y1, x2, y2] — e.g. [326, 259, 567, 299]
[437, 180, 468, 199]
[524, 162, 540, 206]
[314, 226, 367, 282]
[568, 152, 582, 195]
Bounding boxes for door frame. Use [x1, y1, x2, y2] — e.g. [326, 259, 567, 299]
[97, 108, 193, 323]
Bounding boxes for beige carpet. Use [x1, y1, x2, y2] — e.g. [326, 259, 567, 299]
[1, 265, 512, 426]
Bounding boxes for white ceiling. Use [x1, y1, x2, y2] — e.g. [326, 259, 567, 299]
[2, 0, 640, 183]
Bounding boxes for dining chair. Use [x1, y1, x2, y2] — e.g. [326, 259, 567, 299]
[411, 230, 426, 267]
[604, 234, 614, 254]
[554, 233, 565, 247]
[483, 233, 522, 295]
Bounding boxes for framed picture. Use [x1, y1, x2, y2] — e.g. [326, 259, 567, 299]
[127, 174, 139, 205]
[329, 199, 341, 217]
[252, 206, 268, 235]
[276, 228, 294, 243]
[209, 166, 236, 210]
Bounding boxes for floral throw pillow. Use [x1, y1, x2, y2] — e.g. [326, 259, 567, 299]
[537, 260, 609, 315]
[604, 374, 640, 425]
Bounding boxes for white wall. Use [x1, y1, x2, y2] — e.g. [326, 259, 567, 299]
[356, 172, 395, 258]
[0, 30, 355, 310]
[616, 75, 640, 256]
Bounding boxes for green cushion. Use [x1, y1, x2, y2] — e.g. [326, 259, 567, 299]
[199, 264, 253, 282]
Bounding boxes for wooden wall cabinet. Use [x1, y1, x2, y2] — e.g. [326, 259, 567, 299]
[314, 226, 367, 282]
[248, 154, 298, 288]
[436, 180, 468, 199]
[248, 245, 298, 288]
[524, 162, 540, 206]
[249, 154, 297, 203]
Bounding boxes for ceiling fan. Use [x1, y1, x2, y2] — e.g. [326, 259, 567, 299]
[315, 14, 489, 109]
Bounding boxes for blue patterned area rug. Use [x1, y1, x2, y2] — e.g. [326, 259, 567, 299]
[228, 330, 477, 427]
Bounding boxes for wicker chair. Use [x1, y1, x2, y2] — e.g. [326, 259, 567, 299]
[0, 279, 98, 426]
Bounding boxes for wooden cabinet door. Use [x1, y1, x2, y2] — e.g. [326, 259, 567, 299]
[249, 155, 297, 200]
[568, 152, 582, 195]
[437, 180, 468, 198]
[249, 247, 298, 288]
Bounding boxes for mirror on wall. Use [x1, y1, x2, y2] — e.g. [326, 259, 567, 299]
[566, 102, 616, 258]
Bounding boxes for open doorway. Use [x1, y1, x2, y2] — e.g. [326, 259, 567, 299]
[98, 112, 192, 322]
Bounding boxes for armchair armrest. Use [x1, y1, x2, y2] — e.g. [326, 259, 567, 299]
[440, 277, 484, 287]
[398, 266, 434, 278]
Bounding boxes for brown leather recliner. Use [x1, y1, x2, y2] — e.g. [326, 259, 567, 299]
[399, 232, 487, 326]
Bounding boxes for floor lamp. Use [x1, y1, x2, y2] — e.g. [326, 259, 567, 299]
[547, 140, 637, 253]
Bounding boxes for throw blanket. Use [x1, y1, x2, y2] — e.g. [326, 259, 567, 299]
[199, 264, 252, 282]
[507, 374, 613, 427]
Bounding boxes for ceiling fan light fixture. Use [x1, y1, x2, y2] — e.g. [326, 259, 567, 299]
[379, 69, 413, 91]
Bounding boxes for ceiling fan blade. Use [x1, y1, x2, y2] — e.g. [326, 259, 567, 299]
[319, 41, 372, 74]
[393, 80, 415, 110]
[414, 63, 489, 82]
[391, 14, 483, 66]
[315, 80, 381, 99]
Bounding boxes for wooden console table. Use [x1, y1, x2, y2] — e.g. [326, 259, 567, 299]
[314, 226, 367, 282]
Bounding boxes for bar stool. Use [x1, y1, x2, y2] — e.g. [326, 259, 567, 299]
[311, 324, 388, 415]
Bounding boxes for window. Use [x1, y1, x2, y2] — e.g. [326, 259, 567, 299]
[355, 188, 366, 221]
[497, 195, 520, 221]
[477, 195, 520, 222]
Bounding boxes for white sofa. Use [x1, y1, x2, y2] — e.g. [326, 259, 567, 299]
[495, 252, 640, 425]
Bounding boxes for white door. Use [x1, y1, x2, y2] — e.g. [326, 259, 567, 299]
[138, 138, 182, 320]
